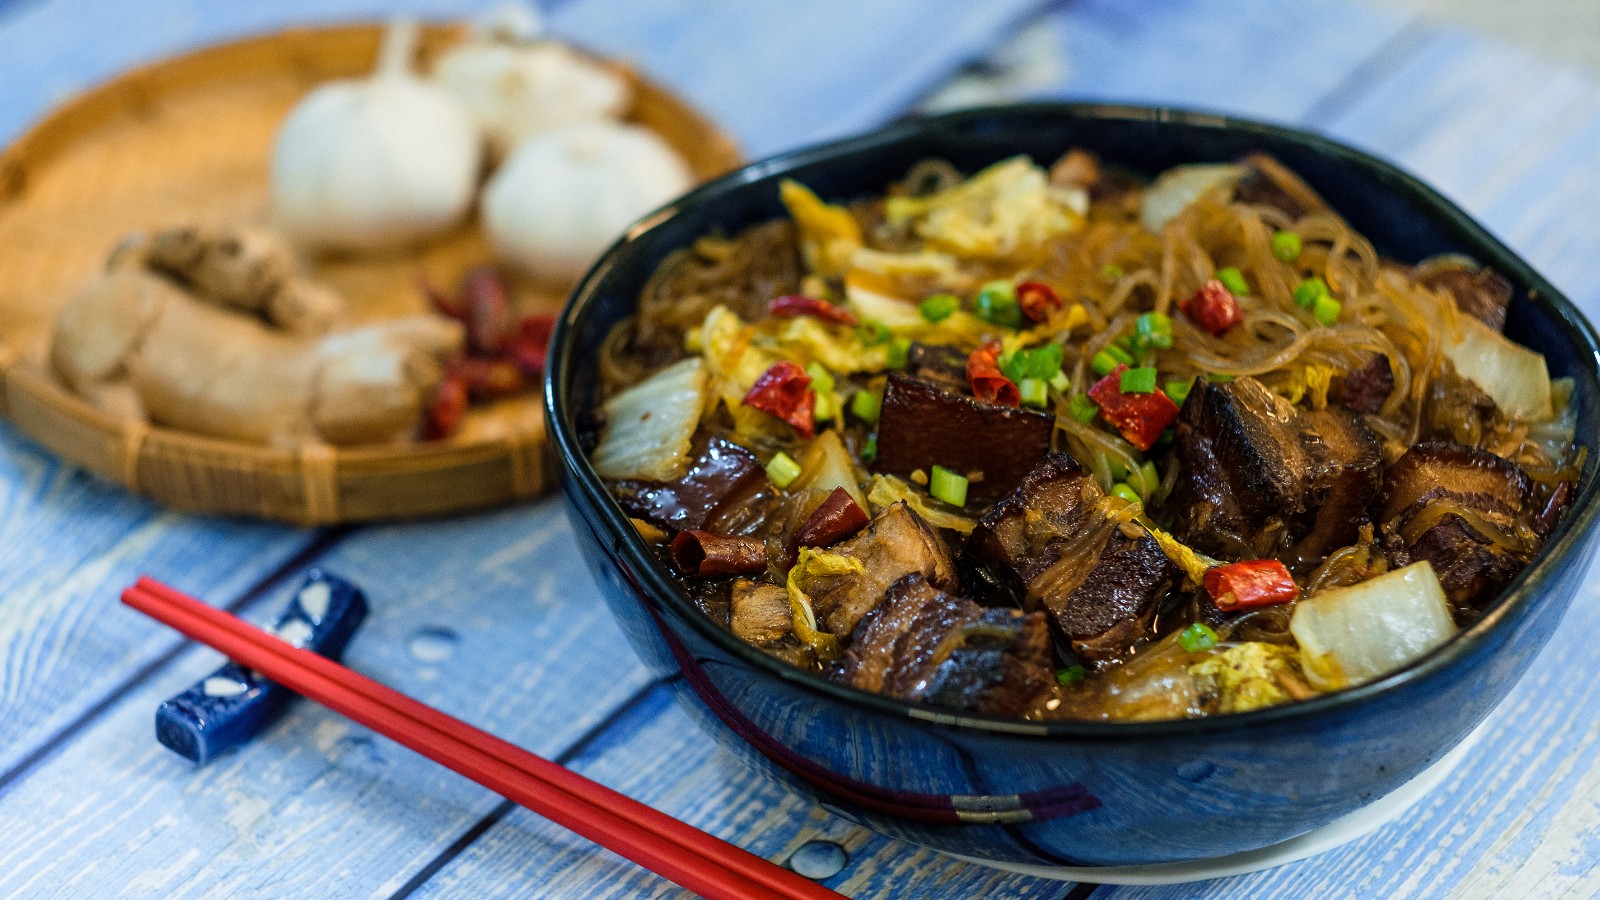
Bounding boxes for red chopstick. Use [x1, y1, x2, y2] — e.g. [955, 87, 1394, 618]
[123, 577, 841, 900]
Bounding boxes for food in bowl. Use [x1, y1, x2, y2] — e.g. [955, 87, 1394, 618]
[586, 148, 1583, 722]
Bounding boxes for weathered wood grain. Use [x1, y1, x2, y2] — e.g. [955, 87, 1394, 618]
[409, 685, 1071, 900]
[0, 421, 308, 777]
[0, 499, 659, 898]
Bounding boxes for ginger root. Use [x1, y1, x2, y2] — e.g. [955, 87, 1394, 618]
[112, 226, 344, 336]
[53, 265, 463, 447]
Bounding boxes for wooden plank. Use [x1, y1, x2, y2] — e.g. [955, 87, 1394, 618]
[0, 498, 659, 898]
[408, 684, 1072, 900]
[0, 423, 307, 776]
[546, 0, 1047, 158]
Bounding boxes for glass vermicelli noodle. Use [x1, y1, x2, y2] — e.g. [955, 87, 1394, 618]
[589, 148, 1583, 721]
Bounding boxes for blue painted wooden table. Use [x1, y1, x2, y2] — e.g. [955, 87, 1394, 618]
[0, 1, 1597, 897]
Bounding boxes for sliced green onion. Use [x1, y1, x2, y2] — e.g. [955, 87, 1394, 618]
[1135, 312, 1174, 351]
[1068, 393, 1098, 424]
[1138, 460, 1159, 497]
[1178, 622, 1219, 653]
[1025, 342, 1066, 380]
[1294, 277, 1329, 309]
[1164, 378, 1193, 407]
[1091, 351, 1121, 377]
[1313, 295, 1343, 326]
[886, 337, 910, 370]
[855, 320, 891, 346]
[1216, 266, 1249, 296]
[813, 391, 835, 423]
[805, 362, 835, 393]
[1106, 344, 1135, 366]
[1019, 377, 1049, 408]
[1272, 231, 1302, 262]
[1056, 665, 1088, 685]
[919, 293, 960, 323]
[998, 350, 1026, 384]
[1110, 483, 1143, 505]
[766, 452, 802, 489]
[860, 434, 878, 465]
[850, 387, 882, 424]
[974, 281, 1022, 328]
[1120, 367, 1158, 393]
[1049, 370, 1071, 393]
[1100, 264, 1125, 283]
[1207, 373, 1235, 384]
[929, 465, 968, 508]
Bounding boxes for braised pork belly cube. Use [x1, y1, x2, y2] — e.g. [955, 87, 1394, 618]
[872, 372, 1055, 505]
[1379, 442, 1540, 612]
[837, 574, 1052, 717]
[610, 432, 769, 532]
[1170, 376, 1381, 567]
[1331, 352, 1395, 414]
[1415, 260, 1513, 331]
[802, 500, 959, 639]
[967, 453, 1178, 667]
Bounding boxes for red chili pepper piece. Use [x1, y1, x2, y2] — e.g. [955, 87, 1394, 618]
[508, 314, 556, 377]
[966, 340, 1020, 407]
[422, 370, 469, 440]
[1087, 364, 1179, 451]
[669, 530, 768, 578]
[1016, 281, 1062, 323]
[1204, 559, 1299, 611]
[742, 360, 816, 438]
[787, 486, 869, 565]
[452, 357, 525, 400]
[769, 294, 860, 327]
[1180, 279, 1244, 336]
[463, 266, 511, 356]
[419, 274, 466, 322]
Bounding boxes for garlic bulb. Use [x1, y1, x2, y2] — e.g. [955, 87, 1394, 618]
[483, 120, 691, 280]
[271, 20, 482, 252]
[432, 4, 631, 159]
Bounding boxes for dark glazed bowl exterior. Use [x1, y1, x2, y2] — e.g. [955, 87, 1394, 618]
[546, 104, 1600, 866]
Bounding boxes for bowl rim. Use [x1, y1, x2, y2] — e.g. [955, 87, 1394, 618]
[546, 100, 1600, 740]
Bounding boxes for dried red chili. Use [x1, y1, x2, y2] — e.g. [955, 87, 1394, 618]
[769, 294, 859, 326]
[422, 370, 469, 440]
[508, 314, 556, 377]
[1180, 279, 1244, 336]
[670, 530, 768, 578]
[966, 340, 1020, 407]
[1204, 559, 1299, 611]
[462, 266, 511, 355]
[1016, 281, 1063, 323]
[1087, 364, 1180, 451]
[742, 360, 816, 438]
[786, 486, 869, 565]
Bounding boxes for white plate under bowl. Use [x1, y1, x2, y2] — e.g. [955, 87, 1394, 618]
[952, 720, 1485, 885]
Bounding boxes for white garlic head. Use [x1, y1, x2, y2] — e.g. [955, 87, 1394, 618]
[483, 120, 691, 281]
[271, 21, 483, 252]
[434, 39, 631, 160]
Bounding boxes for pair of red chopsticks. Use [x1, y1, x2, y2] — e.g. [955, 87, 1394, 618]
[123, 577, 841, 900]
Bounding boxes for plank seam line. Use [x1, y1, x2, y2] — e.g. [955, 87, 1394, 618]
[0, 525, 350, 799]
[384, 673, 683, 900]
[1298, 17, 1440, 128]
[1061, 881, 1099, 900]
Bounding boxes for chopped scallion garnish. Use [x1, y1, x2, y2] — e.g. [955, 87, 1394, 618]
[805, 362, 835, 393]
[1178, 622, 1219, 653]
[974, 281, 1022, 328]
[1068, 393, 1098, 424]
[919, 293, 960, 323]
[1313, 295, 1343, 326]
[766, 452, 802, 489]
[1091, 351, 1121, 377]
[1216, 266, 1250, 296]
[886, 337, 910, 370]
[1019, 377, 1049, 408]
[1109, 482, 1143, 505]
[855, 320, 891, 346]
[1164, 378, 1192, 407]
[1120, 367, 1158, 393]
[1135, 312, 1174, 351]
[1049, 370, 1071, 393]
[850, 387, 882, 424]
[1272, 231, 1302, 262]
[860, 434, 878, 465]
[1025, 342, 1066, 380]
[1294, 277, 1329, 309]
[1056, 665, 1088, 685]
[1100, 264, 1125, 283]
[929, 465, 968, 507]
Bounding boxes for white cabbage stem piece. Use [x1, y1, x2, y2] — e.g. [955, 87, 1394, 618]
[271, 19, 483, 252]
[1289, 561, 1458, 691]
[483, 120, 691, 281]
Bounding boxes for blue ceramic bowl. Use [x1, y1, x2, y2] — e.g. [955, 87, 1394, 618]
[546, 104, 1600, 866]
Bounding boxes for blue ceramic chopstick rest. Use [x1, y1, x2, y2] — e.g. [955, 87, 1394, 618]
[155, 569, 368, 765]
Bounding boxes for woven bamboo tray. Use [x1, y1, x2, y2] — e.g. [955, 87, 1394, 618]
[0, 23, 740, 525]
